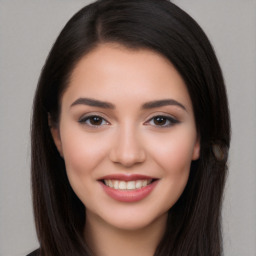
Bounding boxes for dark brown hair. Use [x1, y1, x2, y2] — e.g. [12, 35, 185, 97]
[31, 0, 230, 255]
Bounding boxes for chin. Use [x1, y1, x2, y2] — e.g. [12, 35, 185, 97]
[100, 210, 168, 232]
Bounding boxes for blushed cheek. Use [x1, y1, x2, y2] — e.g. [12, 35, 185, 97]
[64, 143, 104, 173]
[159, 141, 194, 208]
[61, 140, 104, 200]
[151, 136, 196, 176]
[60, 128, 108, 185]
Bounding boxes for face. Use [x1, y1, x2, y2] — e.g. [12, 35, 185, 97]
[51, 44, 200, 231]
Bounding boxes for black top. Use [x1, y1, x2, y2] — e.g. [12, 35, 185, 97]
[26, 249, 40, 256]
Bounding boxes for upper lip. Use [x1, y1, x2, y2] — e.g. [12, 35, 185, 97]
[98, 174, 157, 181]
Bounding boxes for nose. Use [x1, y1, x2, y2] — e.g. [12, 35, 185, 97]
[109, 125, 146, 167]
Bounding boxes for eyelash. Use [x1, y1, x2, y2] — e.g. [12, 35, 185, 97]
[78, 115, 109, 127]
[78, 114, 179, 128]
[146, 115, 179, 127]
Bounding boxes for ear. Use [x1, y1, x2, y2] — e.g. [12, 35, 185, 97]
[48, 114, 63, 157]
[192, 136, 200, 160]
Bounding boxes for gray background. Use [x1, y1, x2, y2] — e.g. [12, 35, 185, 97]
[0, 0, 255, 255]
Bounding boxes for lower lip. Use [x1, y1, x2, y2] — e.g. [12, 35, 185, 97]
[100, 180, 158, 202]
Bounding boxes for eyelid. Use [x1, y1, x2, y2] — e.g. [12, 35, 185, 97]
[78, 111, 109, 121]
[78, 113, 110, 127]
[144, 114, 180, 127]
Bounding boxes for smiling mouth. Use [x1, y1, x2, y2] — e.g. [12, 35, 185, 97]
[103, 179, 155, 190]
[99, 175, 159, 202]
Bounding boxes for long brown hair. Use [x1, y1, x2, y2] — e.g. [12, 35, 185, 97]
[31, 0, 230, 255]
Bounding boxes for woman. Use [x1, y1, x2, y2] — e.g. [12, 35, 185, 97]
[28, 0, 230, 255]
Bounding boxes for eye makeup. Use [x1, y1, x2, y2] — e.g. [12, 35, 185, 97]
[146, 115, 180, 128]
[78, 114, 110, 127]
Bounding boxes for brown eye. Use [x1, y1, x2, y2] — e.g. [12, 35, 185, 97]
[89, 116, 103, 125]
[79, 115, 109, 127]
[153, 116, 168, 126]
[147, 115, 179, 127]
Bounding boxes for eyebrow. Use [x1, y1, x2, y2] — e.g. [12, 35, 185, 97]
[70, 98, 115, 109]
[142, 99, 186, 111]
[70, 97, 186, 111]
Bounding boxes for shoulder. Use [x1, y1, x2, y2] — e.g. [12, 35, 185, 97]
[26, 249, 40, 256]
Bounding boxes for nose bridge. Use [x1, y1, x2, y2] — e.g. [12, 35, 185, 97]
[110, 122, 146, 167]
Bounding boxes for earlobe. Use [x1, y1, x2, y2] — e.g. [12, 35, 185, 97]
[192, 137, 200, 160]
[48, 114, 63, 157]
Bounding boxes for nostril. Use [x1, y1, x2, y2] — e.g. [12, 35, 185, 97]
[109, 152, 146, 167]
[108, 136, 146, 166]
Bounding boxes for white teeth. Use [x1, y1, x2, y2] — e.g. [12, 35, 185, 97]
[119, 181, 126, 190]
[114, 180, 119, 189]
[135, 180, 142, 189]
[104, 179, 152, 190]
[108, 180, 113, 187]
[127, 181, 135, 190]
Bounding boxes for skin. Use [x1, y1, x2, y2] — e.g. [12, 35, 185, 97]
[51, 43, 200, 256]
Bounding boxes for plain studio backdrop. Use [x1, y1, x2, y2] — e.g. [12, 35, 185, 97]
[0, 0, 255, 255]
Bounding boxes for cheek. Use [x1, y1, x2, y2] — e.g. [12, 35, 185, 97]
[60, 130, 112, 203]
[147, 132, 196, 210]
[59, 125, 110, 184]
[147, 129, 197, 176]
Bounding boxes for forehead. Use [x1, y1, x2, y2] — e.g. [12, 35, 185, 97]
[63, 43, 193, 111]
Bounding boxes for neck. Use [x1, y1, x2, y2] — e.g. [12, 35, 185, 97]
[84, 212, 167, 256]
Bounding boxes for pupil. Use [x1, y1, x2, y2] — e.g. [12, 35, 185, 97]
[154, 117, 166, 125]
[91, 116, 102, 125]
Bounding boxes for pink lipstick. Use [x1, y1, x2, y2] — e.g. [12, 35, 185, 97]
[98, 174, 158, 202]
